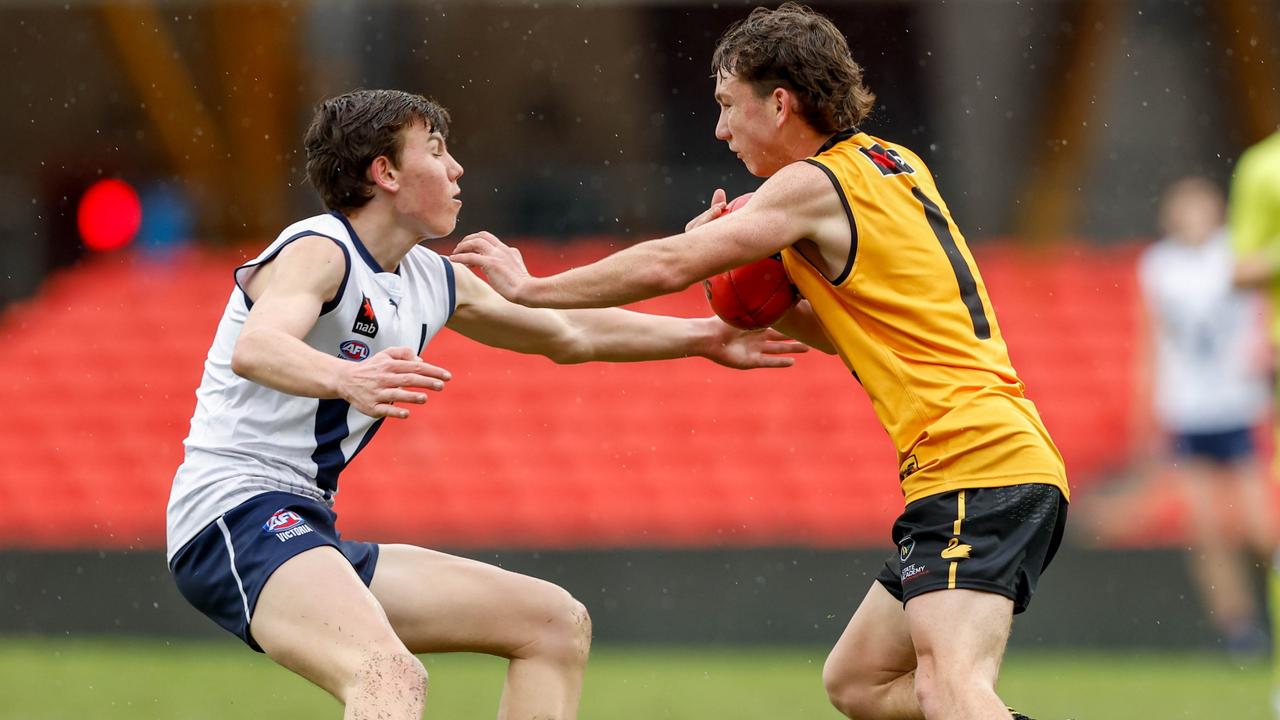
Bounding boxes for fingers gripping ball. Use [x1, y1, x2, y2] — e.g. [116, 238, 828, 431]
[702, 193, 799, 330]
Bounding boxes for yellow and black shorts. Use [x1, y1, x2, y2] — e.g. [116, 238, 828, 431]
[875, 483, 1067, 614]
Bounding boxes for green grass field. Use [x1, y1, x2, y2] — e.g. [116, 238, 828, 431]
[0, 638, 1271, 719]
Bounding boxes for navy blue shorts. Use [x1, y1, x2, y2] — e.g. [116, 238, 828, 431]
[169, 491, 379, 652]
[1172, 427, 1255, 465]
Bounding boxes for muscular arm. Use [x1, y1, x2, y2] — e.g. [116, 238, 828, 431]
[231, 236, 349, 397]
[445, 261, 805, 368]
[452, 161, 844, 309]
[231, 236, 450, 418]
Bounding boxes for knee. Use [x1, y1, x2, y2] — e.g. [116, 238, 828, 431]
[349, 647, 428, 704]
[526, 588, 592, 668]
[821, 655, 877, 719]
[911, 657, 987, 717]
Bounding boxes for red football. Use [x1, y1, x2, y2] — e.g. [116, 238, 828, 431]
[702, 193, 798, 330]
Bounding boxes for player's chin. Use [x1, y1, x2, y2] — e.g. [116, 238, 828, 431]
[746, 158, 784, 178]
[425, 215, 459, 239]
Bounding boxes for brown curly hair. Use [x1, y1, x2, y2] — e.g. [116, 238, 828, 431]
[304, 90, 451, 212]
[712, 3, 875, 134]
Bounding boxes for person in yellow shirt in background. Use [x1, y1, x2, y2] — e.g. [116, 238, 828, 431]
[1230, 128, 1280, 716]
[453, 5, 1066, 720]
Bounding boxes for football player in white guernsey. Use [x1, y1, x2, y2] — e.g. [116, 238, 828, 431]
[165, 89, 807, 720]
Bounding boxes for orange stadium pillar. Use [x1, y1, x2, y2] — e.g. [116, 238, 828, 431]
[96, 2, 231, 238]
[1213, 0, 1280, 144]
[212, 2, 297, 241]
[1013, 0, 1124, 246]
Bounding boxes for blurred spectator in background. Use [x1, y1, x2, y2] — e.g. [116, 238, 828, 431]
[1137, 176, 1272, 656]
[1229, 128, 1280, 713]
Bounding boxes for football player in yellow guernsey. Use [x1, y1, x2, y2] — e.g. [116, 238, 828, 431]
[453, 4, 1066, 720]
[1228, 128, 1280, 719]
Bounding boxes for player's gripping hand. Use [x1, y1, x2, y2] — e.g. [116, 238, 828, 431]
[684, 188, 729, 232]
[336, 346, 451, 419]
[701, 317, 809, 370]
[451, 231, 532, 304]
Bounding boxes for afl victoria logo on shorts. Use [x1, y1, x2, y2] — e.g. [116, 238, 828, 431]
[340, 340, 370, 361]
[263, 509, 314, 542]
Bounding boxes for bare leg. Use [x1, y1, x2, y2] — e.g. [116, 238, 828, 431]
[823, 582, 923, 720]
[1181, 461, 1259, 638]
[370, 544, 590, 719]
[250, 546, 427, 720]
[905, 589, 1014, 720]
[1232, 458, 1275, 559]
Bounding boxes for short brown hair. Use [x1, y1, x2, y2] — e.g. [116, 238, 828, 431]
[304, 89, 451, 212]
[712, 3, 875, 133]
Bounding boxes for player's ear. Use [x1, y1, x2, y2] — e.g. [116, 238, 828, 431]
[772, 87, 794, 127]
[369, 155, 399, 192]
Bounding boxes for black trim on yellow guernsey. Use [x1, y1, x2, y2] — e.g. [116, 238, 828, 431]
[911, 186, 992, 339]
[817, 128, 859, 154]
[803, 159, 858, 285]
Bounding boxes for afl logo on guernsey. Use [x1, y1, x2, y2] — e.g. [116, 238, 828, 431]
[340, 340, 370, 361]
[263, 509, 304, 533]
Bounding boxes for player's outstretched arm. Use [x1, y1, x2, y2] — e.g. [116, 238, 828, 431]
[231, 236, 451, 419]
[445, 261, 807, 369]
[450, 163, 830, 309]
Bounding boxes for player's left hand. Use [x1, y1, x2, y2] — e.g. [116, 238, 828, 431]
[702, 317, 809, 369]
[451, 231, 534, 304]
[684, 188, 729, 232]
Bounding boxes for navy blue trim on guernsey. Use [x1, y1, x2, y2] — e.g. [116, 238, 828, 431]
[802, 159, 858, 285]
[350, 418, 385, 463]
[330, 210, 395, 274]
[313, 403, 389, 494]
[235, 233, 351, 316]
[441, 255, 457, 318]
[417, 324, 429, 354]
[311, 399, 351, 493]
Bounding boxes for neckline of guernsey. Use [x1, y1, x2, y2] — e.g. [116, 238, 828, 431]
[330, 210, 401, 276]
[816, 128, 860, 155]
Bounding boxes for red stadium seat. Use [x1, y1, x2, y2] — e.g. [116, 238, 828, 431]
[0, 240, 1240, 550]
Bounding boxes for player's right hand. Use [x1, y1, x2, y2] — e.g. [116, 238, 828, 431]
[336, 346, 451, 419]
[684, 188, 728, 232]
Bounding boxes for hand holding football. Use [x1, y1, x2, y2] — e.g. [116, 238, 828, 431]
[702, 193, 799, 330]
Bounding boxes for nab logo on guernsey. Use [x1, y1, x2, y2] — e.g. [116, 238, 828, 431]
[353, 295, 380, 338]
[263, 509, 314, 542]
[340, 340, 371, 361]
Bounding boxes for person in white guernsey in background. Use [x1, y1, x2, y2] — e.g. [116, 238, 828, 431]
[1136, 176, 1273, 656]
[165, 89, 806, 720]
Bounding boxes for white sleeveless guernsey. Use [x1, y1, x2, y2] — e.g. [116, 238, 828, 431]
[165, 211, 455, 560]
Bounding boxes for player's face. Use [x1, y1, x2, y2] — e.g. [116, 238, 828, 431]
[1161, 189, 1223, 246]
[714, 72, 787, 177]
[391, 123, 464, 238]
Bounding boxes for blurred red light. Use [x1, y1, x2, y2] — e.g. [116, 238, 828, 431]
[78, 179, 142, 252]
